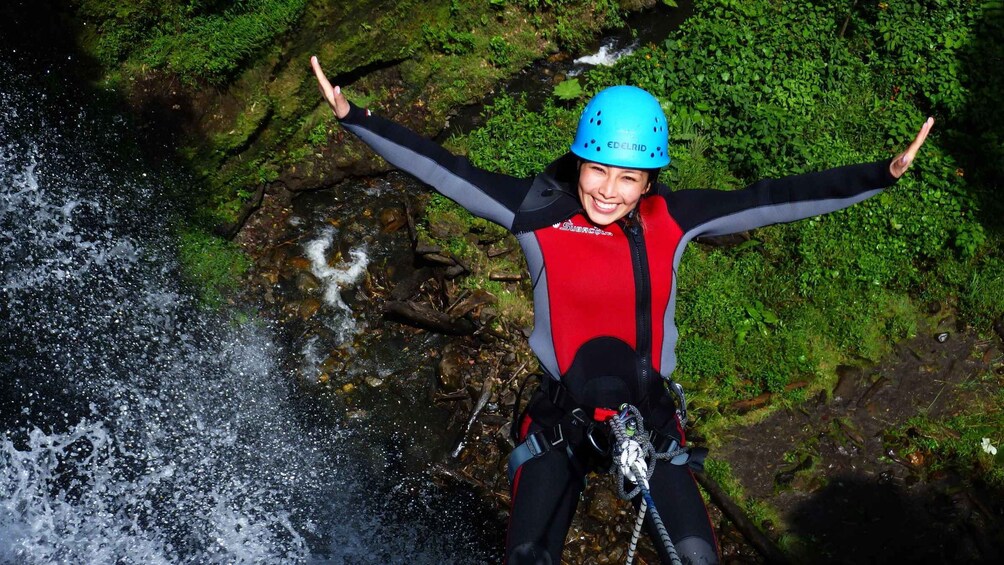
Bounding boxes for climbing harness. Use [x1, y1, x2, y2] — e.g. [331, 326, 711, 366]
[506, 377, 710, 564]
[609, 404, 686, 565]
[507, 376, 706, 486]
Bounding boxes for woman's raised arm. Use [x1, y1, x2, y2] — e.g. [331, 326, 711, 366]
[311, 56, 349, 119]
[310, 56, 534, 231]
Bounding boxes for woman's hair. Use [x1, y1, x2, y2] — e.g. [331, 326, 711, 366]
[642, 168, 660, 192]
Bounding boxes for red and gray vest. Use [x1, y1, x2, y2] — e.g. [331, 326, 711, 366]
[341, 104, 897, 409]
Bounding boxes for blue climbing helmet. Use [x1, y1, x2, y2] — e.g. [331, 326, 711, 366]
[570, 85, 670, 169]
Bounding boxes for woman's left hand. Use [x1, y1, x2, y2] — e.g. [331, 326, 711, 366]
[311, 55, 350, 119]
[890, 117, 935, 178]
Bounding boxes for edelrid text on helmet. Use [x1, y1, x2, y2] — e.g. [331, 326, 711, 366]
[571, 85, 670, 169]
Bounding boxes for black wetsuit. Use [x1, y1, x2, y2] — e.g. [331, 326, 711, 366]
[339, 103, 898, 564]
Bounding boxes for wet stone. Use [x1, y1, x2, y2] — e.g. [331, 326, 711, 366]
[365, 376, 384, 388]
[437, 342, 467, 393]
[833, 365, 863, 402]
[378, 207, 406, 232]
[299, 297, 322, 320]
[296, 271, 321, 295]
[586, 486, 620, 521]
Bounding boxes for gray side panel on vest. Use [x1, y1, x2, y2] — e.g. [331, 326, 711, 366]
[659, 239, 690, 379]
[518, 232, 560, 380]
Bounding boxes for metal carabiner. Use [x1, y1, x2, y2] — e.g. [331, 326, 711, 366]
[668, 380, 688, 426]
[584, 422, 612, 456]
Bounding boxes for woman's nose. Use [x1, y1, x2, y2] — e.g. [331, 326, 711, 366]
[598, 179, 617, 199]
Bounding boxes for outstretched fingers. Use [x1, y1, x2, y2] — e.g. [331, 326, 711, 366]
[890, 117, 934, 178]
[311, 55, 349, 119]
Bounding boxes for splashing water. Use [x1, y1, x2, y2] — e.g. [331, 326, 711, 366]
[0, 60, 496, 564]
[304, 226, 370, 341]
[569, 37, 638, 76]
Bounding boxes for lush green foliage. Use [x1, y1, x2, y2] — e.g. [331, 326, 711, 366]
[78, 0, 309, 83]
[459, 0, 1001, 420]
[465, 95, 579, 177]
[552, 77, 583, 100]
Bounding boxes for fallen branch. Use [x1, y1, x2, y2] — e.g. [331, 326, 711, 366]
[693, 471, 792, 565]
[727, 381, 809, 414]
[384, 300, 475, 334]
[452, 374, 495, 458]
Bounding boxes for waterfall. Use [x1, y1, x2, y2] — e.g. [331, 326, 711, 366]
[0, 59, 496, 564]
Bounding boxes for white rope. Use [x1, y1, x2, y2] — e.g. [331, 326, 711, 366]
[609, 405, 683, 565]
[626, 496, 647, 565]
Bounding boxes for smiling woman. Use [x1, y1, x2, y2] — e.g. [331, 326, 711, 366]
[311, 54, 931, 565]
[576, 161, 651, 224]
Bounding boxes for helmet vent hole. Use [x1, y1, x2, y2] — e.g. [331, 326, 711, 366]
[583, 143, 589, 149]
[650, 153, 655, 158]
[596, 147, 601, 152]
[596, 120, 602, 125]
[597, 111, 602, 116]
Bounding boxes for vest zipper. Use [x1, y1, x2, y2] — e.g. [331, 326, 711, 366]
[624, 220, 652, 389]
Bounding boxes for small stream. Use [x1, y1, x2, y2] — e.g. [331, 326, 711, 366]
[441, 0, 694, 137]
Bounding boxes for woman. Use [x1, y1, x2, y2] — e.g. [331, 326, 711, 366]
[311, 56, 932, 565]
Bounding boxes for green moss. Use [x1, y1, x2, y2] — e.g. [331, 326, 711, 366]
[176, 225, 251, 306]
[702, 458, 780, 530]
[79, 0, 310, 84]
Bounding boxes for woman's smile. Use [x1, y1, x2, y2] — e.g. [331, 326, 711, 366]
[577, 161, 650, 226]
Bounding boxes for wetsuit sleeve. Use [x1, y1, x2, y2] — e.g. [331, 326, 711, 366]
[338, 103, 531, 231]
[665, 159, 898, 238]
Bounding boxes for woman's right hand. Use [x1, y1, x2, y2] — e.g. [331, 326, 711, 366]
[311, 55, 350, 119]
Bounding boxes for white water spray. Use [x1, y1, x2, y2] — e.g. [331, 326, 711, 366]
[1, 62, 495, 564]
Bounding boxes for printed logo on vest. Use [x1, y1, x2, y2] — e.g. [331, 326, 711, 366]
[551, 219, 613, 237]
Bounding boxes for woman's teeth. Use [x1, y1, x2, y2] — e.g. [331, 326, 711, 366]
[593, 200, 617, 212]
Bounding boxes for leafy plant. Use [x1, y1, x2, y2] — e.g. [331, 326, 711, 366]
[736, 300, 779, 345]
[552, 78, 583, 101]
[422, 24, 476, 55]
[488, 35, 514, 67]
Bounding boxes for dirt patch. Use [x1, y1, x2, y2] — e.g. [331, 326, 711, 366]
[715, 324, 1004, 563]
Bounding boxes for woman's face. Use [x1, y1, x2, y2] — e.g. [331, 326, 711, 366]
[577, 161, 651, 226]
